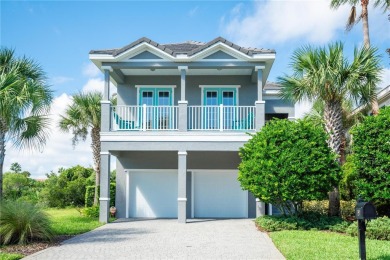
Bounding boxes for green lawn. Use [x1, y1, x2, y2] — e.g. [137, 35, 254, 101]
[270, 230, 390, 260]
[0, 253, 24, 260]
[45, 208, 103, 235]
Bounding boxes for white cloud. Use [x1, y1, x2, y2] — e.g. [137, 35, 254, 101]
[82, 62, 101, 78]
[82, 77, 105, 93]
[221, 0, 350, 47]
[51, 76, 73, 85]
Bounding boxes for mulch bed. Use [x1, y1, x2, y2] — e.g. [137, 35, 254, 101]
[0, 235, 74, 257]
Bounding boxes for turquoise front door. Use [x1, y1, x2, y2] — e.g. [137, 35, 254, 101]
[203, 88, 236, 129]
[139, 88, 173, 129]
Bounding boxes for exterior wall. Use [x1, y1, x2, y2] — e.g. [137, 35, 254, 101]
[114, 151, 256, 218]
[264, 99, 295, 117]
[118, 75, 257, 106]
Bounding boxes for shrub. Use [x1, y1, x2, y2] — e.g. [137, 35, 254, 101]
[0, 200, 54, 245]
[255, 213, 348, 232]
[346, 217, 390, 241]
[41, 165, 95, 208]
[239, 119, 341, 215]
[82, 206, 100, 218]
[85, 183, 116, 207]
[302, 200, 356, 220]
[351, 106, 390, 216]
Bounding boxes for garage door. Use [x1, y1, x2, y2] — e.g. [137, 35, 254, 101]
[193, 170, 247, 218]
[128, 171, 177, 218]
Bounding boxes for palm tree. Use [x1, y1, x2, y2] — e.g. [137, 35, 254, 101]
[59, 92, 102, 205]
[0, 48, 52, 198]
[279, 42, 382, 216]
[330, 0, 389, 115]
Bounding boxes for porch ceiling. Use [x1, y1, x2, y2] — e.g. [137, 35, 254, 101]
[121, 68, 253, 76]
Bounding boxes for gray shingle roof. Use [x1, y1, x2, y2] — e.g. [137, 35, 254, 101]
[90, 37, 275, 57]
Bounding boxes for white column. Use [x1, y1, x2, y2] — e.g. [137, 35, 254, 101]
[178, 151, 187, 223]
[178, 66, 188, 131]
[178, 66, 188, 101]
[99, 151, 111, 223]
[101, 66, 112, 132]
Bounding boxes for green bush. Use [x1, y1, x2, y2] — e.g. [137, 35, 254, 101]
[85, 183, 116, 207]
[351, 106, 390, 216]
[0, 200, 54, 245]
[82, 206, 100, 218]
[256, 212, 348, 232]
[346, 217, 390, 241]
[239, 119, 341, 215]
[302, 200, 356, 220]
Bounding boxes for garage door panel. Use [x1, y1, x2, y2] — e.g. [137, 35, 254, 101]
[193, 171, 247, 218]
[129, 171, 177, 218]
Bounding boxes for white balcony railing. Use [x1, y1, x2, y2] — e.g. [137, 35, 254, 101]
[111, 105, 255, 131]
[112, 105, 178, 131]
[188, 105, 255, 131]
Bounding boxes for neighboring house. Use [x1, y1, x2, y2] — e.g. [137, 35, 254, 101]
[353, 85, 390, 114]
[378, 85, 390, 108]
[89, 37, 294, 223]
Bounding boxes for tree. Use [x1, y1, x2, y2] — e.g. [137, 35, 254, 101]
[41, 165, 94, 207]
[279, 42, 382, 216]
[59, 92, 102, 205]
[350, 106, 390, 216]
[0, 48, 52, 199]
[238, 119, 341, 216]
[10, 163, 21, 174]
[330, 0, 389, 115]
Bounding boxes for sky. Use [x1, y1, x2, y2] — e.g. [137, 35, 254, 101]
[1, 0, 389, 179]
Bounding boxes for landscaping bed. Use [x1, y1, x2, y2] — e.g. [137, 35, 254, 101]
[0, 208, 103, 259]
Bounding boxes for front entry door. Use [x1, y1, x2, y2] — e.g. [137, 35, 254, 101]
[139, 88, 172, 129]
[203, 88, 236, 129]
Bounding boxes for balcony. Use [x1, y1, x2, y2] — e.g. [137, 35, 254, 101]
[111, 105, 255, 132]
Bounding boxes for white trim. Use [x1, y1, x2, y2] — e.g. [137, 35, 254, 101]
[178, 151, 187, 155]
[255, 101, 266, 104]
[135, 85, 177, 89]
[100, 152, 110, 155]
[100, 100, 111, 104]
[178, 100, 188, 104]
[178, 66, 188, 71]
[101, 66, 113, 72]
[90, 41, 275, 63]
[177, 198, 187, 202]
[100, 134, 252, 142]
[254, 65, 265, 71]
[269, 203, 273, 216]
[99, 197, 110, 201]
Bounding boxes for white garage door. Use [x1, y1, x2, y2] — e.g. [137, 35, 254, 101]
[193, 170, 247, 218]
[128, 171, 178, 218]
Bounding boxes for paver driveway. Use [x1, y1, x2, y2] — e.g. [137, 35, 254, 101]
[25, 219, 285, 260]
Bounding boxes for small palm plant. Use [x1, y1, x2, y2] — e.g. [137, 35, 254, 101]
[0, 200, 54, 245]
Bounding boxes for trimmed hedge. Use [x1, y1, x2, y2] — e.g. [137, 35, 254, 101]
[346, 217, 390, 241]
[256, 212, 348, 232]
[85, 183, 116, 207]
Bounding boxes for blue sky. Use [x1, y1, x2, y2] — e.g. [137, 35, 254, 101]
[1, 0, 389, 178]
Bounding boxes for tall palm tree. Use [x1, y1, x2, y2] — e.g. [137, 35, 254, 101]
[330, 0, 389, 115]
[59, 92, 102, 205]
[279, 42, 382, 216]
[0, 48, 53, 198]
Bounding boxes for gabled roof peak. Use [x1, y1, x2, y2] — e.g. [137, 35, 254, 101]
[90, 36, 275, 57]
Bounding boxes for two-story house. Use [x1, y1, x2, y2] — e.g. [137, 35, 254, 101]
[89, 37, 295, 223]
